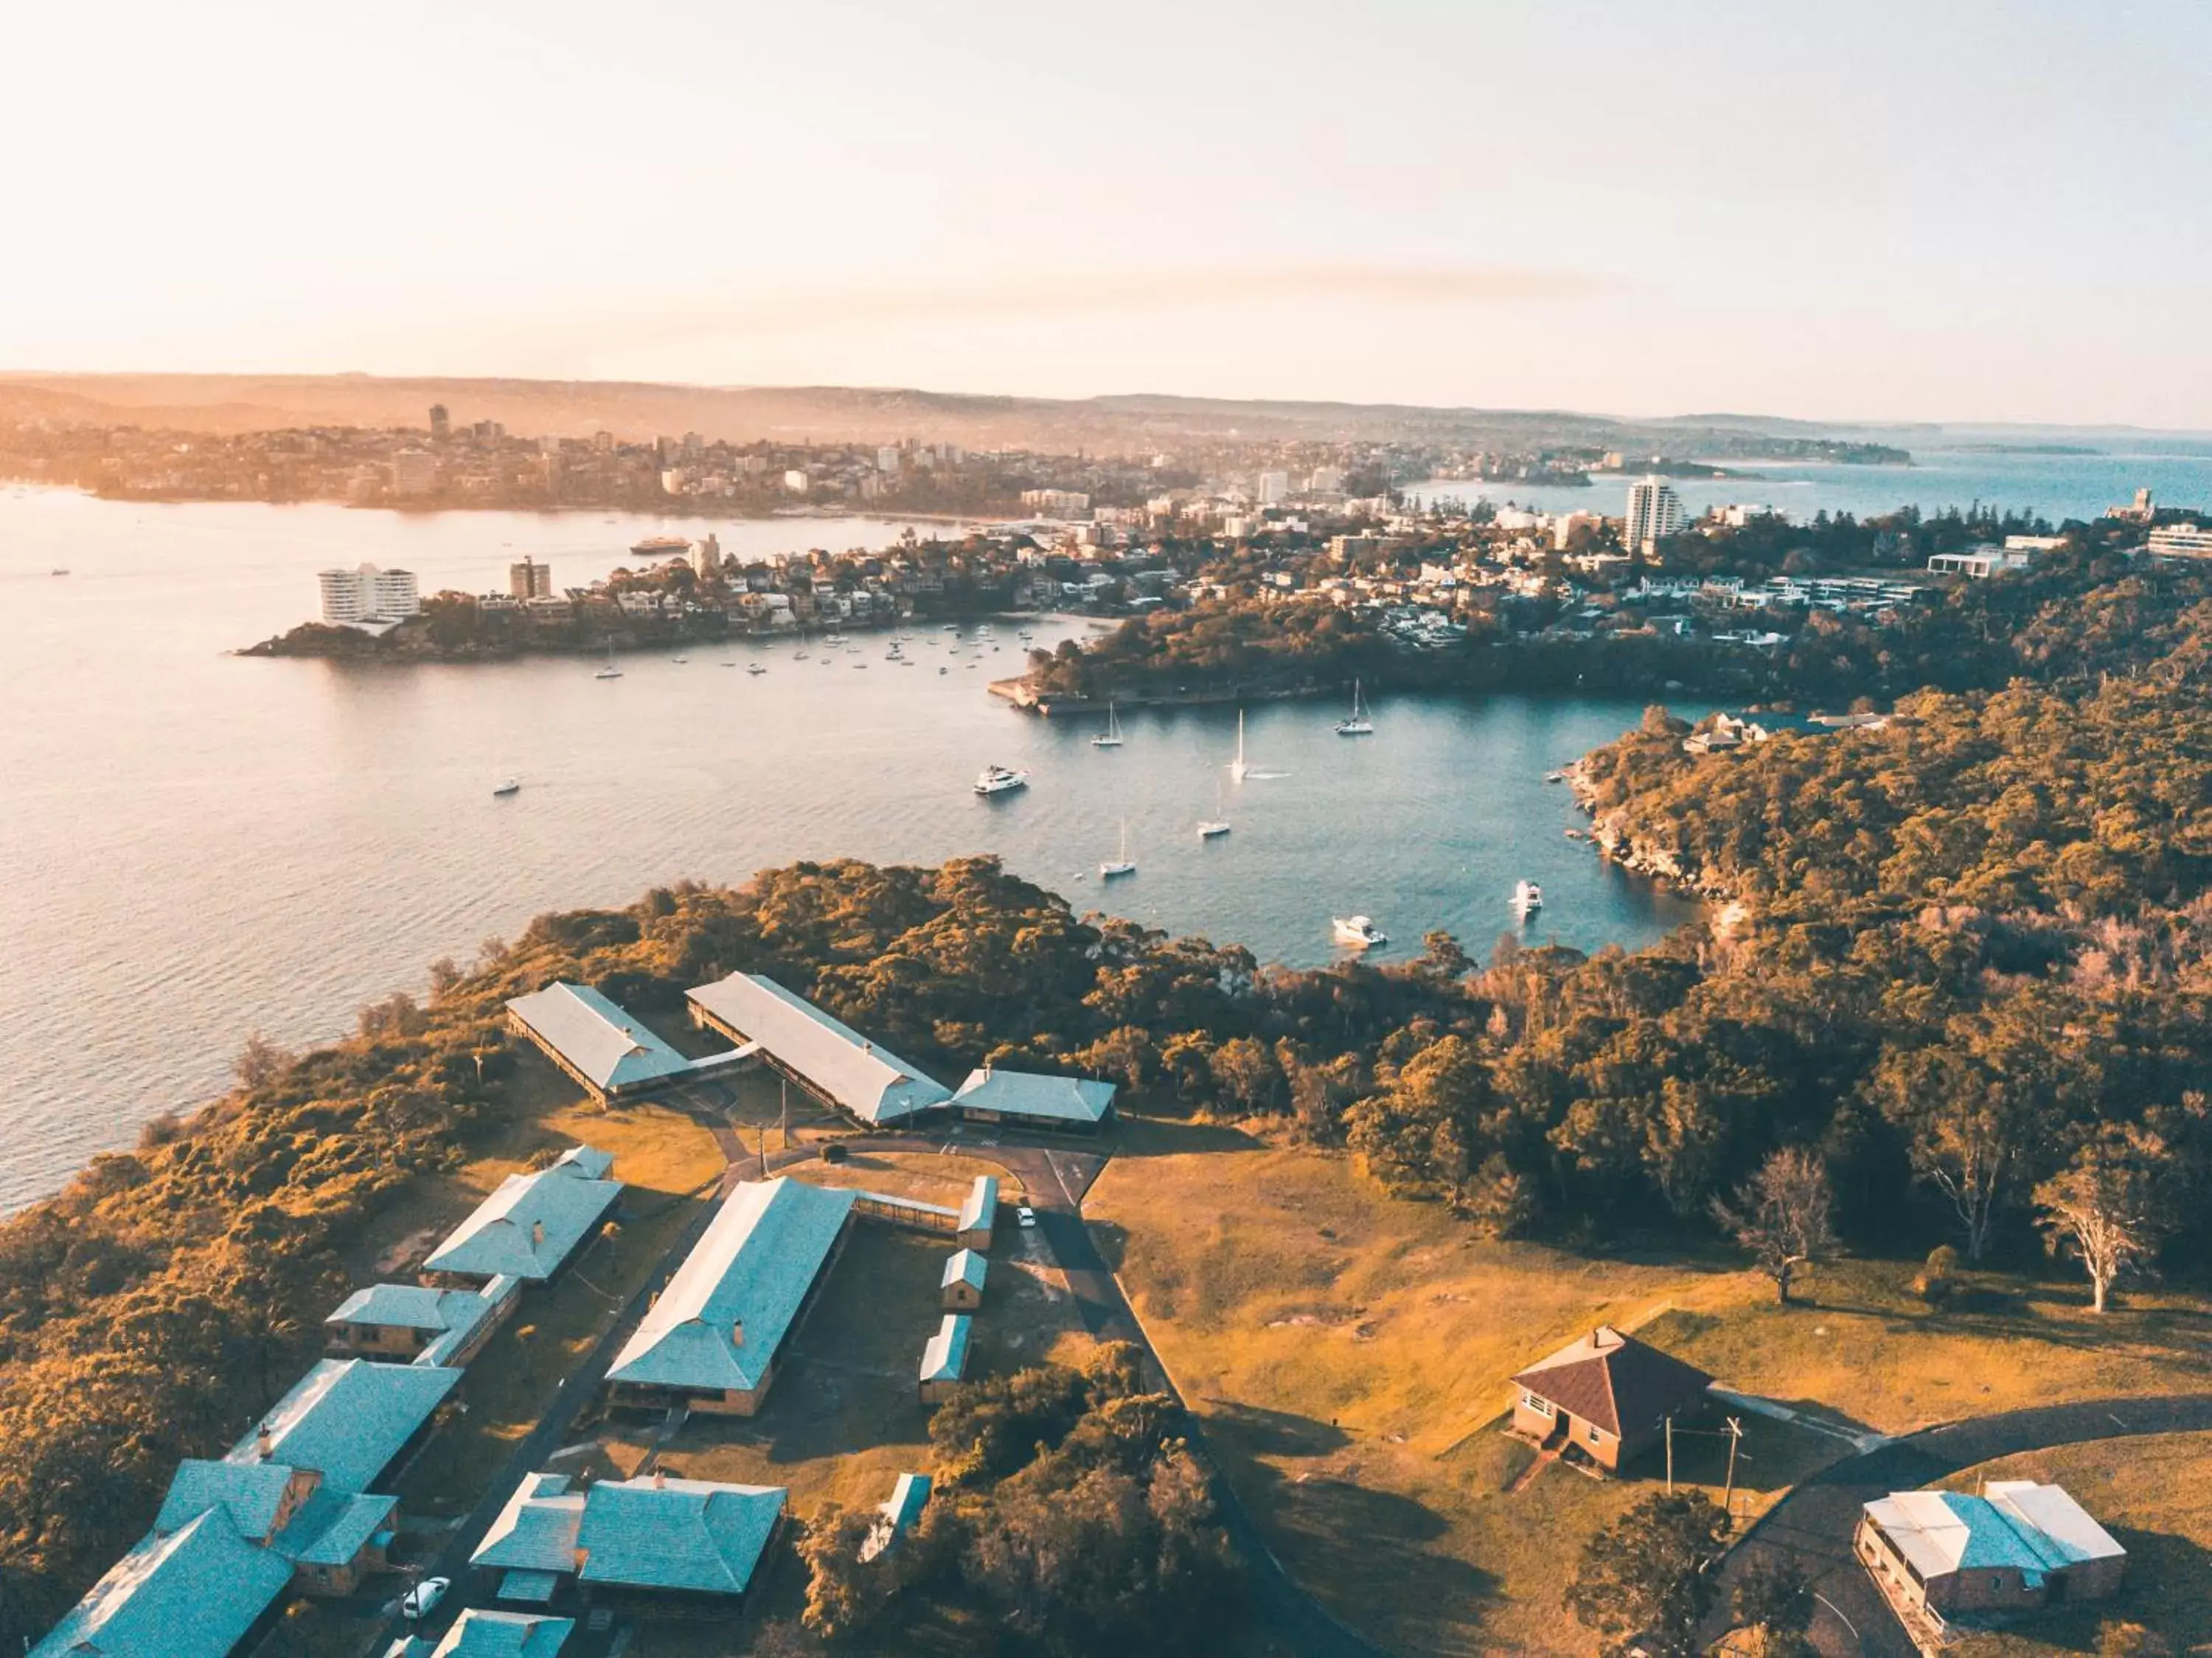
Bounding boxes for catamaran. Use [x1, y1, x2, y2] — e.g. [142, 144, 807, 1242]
[974, 765, 1030, 796]
[1091, 701, 1125, 749]
[1512, 881, 1544, 918]
[1333, 915, 1387, 948]
[1100, 820, 1136, 878]
[1231, 710, 1249, 782]
[1335, 680, 1374, 736]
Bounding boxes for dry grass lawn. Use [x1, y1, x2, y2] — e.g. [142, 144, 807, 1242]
[1086, 1117, 2212, 1656]
[1940, 1432, 2212, 1656]
[785, 1147, 1023, 1206]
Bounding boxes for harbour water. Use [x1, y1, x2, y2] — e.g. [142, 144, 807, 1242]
[1, 487, 1699, 1212]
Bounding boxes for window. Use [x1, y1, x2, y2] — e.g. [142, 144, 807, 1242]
[1520, 1392, 1554, 1418]
[1587, 1423, 1602, 1443]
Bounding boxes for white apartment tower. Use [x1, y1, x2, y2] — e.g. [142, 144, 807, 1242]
[1256, 470, 1292, 505]
[692, 533, 723, 582]
[1624, 476, 1683, 555]
[319, 563, 421, 625]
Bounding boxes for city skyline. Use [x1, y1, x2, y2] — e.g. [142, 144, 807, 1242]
[7, 1, 2210, 428]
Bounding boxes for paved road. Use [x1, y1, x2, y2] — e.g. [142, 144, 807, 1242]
[1710, 1393, 2212, 1656]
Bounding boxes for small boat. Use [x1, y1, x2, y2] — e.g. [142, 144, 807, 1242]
[1333, 915, 1387, 948]
[1091, 701, 1125, 749]
[594, 648, 622, 680]
[1197, 782, 1231, 839]
[671, 656, 689, 665]
[50, 568, 69, 577]
[1335, 679, 1374, 736]
[1564, 827, 1585, 840]
[492, 778, 521, 797]
[941, 622, 960, 631]
[793, 651, 810, 662]
[1544, 769, 1568, 784]
[1099, 820, 1136, 878]
[1230, 710, 1250, 783]
[747, 664, 768, 676]
[1512, 881, 1544, 918]
[974, 765, 1030, 797]
[720, 661, 737, 668]
[939, 666, 949, 675]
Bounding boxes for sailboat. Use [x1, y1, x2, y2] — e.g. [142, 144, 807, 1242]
[1099, 820, 1136, 878]
[1230, 710, 1249, 783]
[1197, 782, 1231, 839]
[1091, 701, 1124, 749]
[1335, 680, 1374, 736]
[594, 647, 622, 680]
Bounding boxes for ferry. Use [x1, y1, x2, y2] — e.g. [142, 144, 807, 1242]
[1332, 915, 1387, 948]
[973, 765, 1030, 797]
[1512, 881, 1544, 918]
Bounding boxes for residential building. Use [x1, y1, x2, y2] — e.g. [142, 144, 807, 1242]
[325, 1277, 520, 1366]
[505, 982, 700, 1100]
[392, 449, 439, 496]
[783, 469, 810, 493]
[428, 404, 451, 441]
[877, 445, 901, 473]
[692, 533, 723, 582]
[1857, 1482, 2125, 1634]
[431, 1610, 572, 1658]
[941, 1248, 988, 1310]
[422, 1145, 623, 1283]
[947, 1066, 1116, 1132]
[473, 1470, 785, 1610]
[686, 973, 952, 1126]
[1509, 1325, 1713, 1472]
[859, 1473, 931, 1563]
[1928, 547, 2032, 579]
[918, 1314, 973, 1403]
[509, 558, 554, 600]
[319, 563, 421, 625]
[1624, 476, 1683, 554]
[1307, 465, 1346, 493]
[956, 1175, 998, 1251]
[2147, 523, 2212, 563]
[1256, 470, 1291, 504]
[603, 1179, 858, 1415]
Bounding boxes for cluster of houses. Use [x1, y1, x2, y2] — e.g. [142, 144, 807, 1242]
[1505, 1325, 2129, 1651]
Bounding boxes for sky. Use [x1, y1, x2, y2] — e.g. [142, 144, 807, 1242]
[8, 0, 2211, 426]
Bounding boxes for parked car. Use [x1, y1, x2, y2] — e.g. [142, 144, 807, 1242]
[402, 1577, 450, 1622]
[1015, 1205, 1037, 1229]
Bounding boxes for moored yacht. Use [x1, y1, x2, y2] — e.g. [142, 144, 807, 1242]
[1091, 701, 1124, 749]
[1332, 915, 1387, 948]
[1335, 679, 1374, 736]
[492, 777, 521, 797]
[974, 765, 1030, 796]
[1512, 880, 1544, 918]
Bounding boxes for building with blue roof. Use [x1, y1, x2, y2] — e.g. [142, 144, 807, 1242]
[1857, 1481, 2126, 1629]
[918, 1314, 973, 1403]
[949, 1066, 1117, 1132]
[605, 1178, 857, 1415]
[430, 1609, 573, 1658]
[327, 1277, 518, 1367]
[860, 1472, 932, 1563]
[424, 1148, 622, 1283]
[235, 1359, 461, 1496]
[956, 1176, 998, 1250]
[471, 1470, 785, 1609]
[686, 973, 952, 1126]
[30, 1505, 296, 1658]
[506, 982, 698, 1100]
[941, 1248, 988, 1310]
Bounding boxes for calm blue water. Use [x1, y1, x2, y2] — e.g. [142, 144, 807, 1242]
[1408, 438, 2212, 526]
[0, 488, 1694, 1212]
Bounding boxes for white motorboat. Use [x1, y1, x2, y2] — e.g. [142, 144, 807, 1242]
[1230, 710, 1249, 783]
[974, 765, 1030, 796]
[492, 777, 521, 797]
[1335, 679, 1374, 736]
[747, 663, 768, 676]
[1333, 915, 1387, 948]
[1091, 701, 1125, 749]
[1099, 819, 1136, 878]
[1512, 880, 1544, 918]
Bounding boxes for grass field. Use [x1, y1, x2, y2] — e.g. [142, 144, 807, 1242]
[1938, 1432, 2212, 1655]
[1085, 1117, 2212, 1656]
[785, 1147, 1023, 1205]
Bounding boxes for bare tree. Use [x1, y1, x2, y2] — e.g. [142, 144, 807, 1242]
[2035, 1129, 2168, 1314]
[1711, 1148, 1838, 1305]
[232, 1030, 294, 1092]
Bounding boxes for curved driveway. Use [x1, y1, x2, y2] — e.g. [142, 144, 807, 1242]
[1712, 1394, 2212, 1656]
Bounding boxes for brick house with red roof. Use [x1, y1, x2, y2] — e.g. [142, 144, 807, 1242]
[1509, 1325, 1714, 1472]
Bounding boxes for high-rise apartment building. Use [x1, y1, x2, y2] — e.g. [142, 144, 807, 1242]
[1256, 470, 1292, 504]
[1624, 476, 1683, 554]
[428, 403, 450, 441]
[392, 449, 438, 497]
[692, 533, 723, 582]
[319, 563, 421, 625]
[509, 558, 554, 600]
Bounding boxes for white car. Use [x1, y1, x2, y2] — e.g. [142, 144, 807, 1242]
[402, 1577, 450, 1622]
[1015, 1205, 1037, 1229]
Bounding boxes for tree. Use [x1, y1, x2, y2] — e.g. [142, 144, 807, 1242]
[798, 1505, 892, 1639]
[232, 1031, 294, 1091]
[1711, 1149, 1838, 1305]
[1731, 1554, 1815, 1656]
[2034, 1128, 2169, 1314]
[1566, 1490, 1732, 1658]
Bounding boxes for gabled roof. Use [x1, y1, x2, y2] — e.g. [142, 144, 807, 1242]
[154, 1459, 297, 1541]
[1864, 1482, 2125, 1585]
[30, 1506, 294, 1658]
[473, 1474, 585, 1575]
[506, 982, 695, 1093]
[430, 1609, 574, 1658]
[1509, 1325, 1713, 1436]
[232, 1359, 461, 1494]
[883, 1472, 932, 1531]
[275, 1490, 397, 1567]
[607, 1179, 857, 1394]
[957, 1176, 998, 1235]
[425, 1151, 623, 1281]
[942, 1249, 989, 1292]
[950, 1068, 1116, 1124]
[920, 1314, 973, 1385]
[685, 974, 950, 1124]
[574, 1477, 785, 1595]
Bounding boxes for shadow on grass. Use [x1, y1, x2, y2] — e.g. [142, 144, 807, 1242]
[1202, 1398, 1354, 1460]
[1113, 1112, 1270, 1159]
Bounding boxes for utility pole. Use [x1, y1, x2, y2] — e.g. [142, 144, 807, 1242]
[1665, 1415, 1674, 1494]
[1721, 1417, 1744, 1526]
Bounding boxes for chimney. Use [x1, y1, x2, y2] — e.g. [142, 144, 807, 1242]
[731, 1318, 745, 1348]
[255, 1426, 274, 1460]
[532, 1220, 546, 1249]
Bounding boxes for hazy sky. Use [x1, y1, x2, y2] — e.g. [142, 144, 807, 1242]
[10, 0, 2210, 425]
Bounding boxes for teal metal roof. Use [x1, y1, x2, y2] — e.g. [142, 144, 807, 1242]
[232, 1359, 460, 1494]
[957, 1176, 998, 1235]
[919, 1314, 973, 1384]
[154, 1459, 296, 1539]
[575, 1477, 785, 1595]
[495, 1571, 563, 1605]
[30, 1506, 294, 1658]
[607, 1179, 856, 1394]
[883, 1472, 932, 1532]
[329, 1283, 496, 1335]
[276, 1491, 397, 1567]
[430, 1609, 574, 1658]
[473, 1473, 584, 1575]
[425, 1151, 622, 1281]
[507, 982, 695, 1094]
[950, 1068, 1116, 1124]
[686, 974, 950, 1124]
[942, 1249, 988, 1292]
